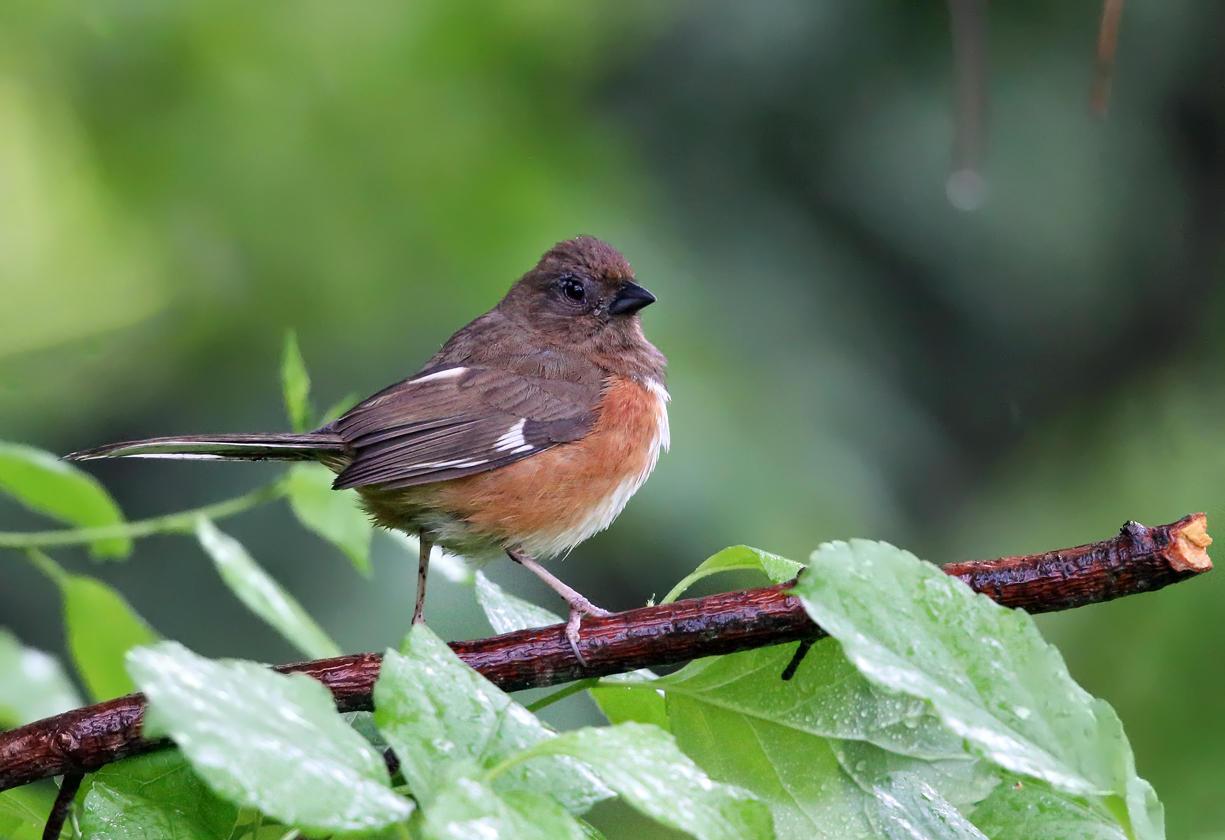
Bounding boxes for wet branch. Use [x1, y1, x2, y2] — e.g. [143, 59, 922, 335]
[0, 514, 1211, 794]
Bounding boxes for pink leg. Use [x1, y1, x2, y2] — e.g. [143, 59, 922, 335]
[507, 547, 611, 664]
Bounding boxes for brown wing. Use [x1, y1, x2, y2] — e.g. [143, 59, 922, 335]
[329, 366, 601, 490]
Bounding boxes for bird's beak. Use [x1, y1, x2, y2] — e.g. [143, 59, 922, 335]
[608, 281, 656, 315]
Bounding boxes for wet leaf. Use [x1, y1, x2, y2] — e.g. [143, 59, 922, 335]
[970, 776, 1128, 840]
[662, 545, 802, 604]
[590, 670, 669, 731]
[127, 641, 412, 833]
[662, 644, 965, 755]
[854, 772, 987, 840]
[657, 645, 993, 839]
[795, 539, 1161, 839]
[422, 777, 588, 840]
[0, 786, 54, 840]
[0, 628, 82, 727]
[834, 739, 990, 840]
[196, 518, 340, 659]
[511, 723, 773, 840]
[474, 569, 563, 634]
[0, 441, 130, 558]
[373, 625, 609, 813]
[79, 751, 239, 840]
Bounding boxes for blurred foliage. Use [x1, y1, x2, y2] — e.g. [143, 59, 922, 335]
[2, 0, 1223, 836]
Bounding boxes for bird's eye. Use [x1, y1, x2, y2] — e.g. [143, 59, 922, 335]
[559, 277, 586, 303]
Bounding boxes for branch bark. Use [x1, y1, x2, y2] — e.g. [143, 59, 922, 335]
[0, 514, 1211, 793]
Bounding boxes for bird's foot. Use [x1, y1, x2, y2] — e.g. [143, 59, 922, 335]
[564, 596, 613, 667]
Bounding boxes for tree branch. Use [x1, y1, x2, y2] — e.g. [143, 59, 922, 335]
[0, 514, 1211, 793]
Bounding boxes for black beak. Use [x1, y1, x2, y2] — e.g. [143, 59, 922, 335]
[608, 281, 656, 316]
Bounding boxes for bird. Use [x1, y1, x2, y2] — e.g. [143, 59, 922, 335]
[68, 235, 669, 661]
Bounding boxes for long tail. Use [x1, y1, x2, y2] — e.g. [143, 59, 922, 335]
[66, 432, 346, 463]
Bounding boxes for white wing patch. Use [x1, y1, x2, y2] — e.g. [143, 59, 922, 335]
[383, 415, 535, 475]
[412, 366, 466, 384]
[411, 457, 489, 471]
[493, 418, 534, 454]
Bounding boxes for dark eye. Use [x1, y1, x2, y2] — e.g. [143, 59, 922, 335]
[559, 277, 586, 303]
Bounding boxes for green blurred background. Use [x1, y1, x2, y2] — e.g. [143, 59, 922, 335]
[2, 1, 1223, 836]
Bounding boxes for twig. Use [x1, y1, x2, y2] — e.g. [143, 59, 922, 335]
[41, 772, 82, 840]
[780, 638, 816, 681]
[0, 514, 1210, 793]
[1091, 0, 1125, 116]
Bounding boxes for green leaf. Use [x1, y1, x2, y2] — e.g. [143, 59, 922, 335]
[78, 751, 239, 840]
[0, 628, 82, 727]
[589, 670, 669, 730]
[196, 518, 341, 659]
[577, 818, 610, 840]
[422, 777, 589, 840]
[287, 463, 373, 575]
[832, 737, 998, 812]
[505, 723, 773, 840]
[668, 699, 875, 839]
[0, 786, 54, 840]
[655, 645, 993, 839]
[833, 739, 991, 840]
[475, 570, 563, 633]
[660, 644, 965, 756]
[794, 539, 1162, 839]
[662, 545, 802, 604]
[30, 550, 157, 701]
[127, 641, 413, 833]
[281, 330, 313, 433]
[970, 777, 1128, 840]
[0, 441, 130, 558]
[373, 625, 610, 813]
[853, 771, 987, 840]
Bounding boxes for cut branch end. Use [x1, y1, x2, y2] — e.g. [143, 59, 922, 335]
[1169, 512, 1212, 572]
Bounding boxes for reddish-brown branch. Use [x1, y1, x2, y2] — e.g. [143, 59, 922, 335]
[0, 514, 1210, 793]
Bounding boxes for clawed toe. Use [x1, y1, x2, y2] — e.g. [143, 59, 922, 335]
[505, 548, 612, 666]
[564, 601, 611, 666]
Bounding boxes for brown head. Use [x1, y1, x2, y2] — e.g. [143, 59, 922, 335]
[496, 236, 665, 378]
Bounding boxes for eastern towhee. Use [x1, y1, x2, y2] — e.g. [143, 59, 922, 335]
[70, 236, 669, 660]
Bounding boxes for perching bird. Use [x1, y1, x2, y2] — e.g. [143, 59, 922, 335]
[69, 236, 669, 661]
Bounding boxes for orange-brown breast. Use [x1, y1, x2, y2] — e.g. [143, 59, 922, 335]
[431, 374, 668, 556]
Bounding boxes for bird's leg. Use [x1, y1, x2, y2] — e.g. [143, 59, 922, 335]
[413, 535, 433, 625]
[507, 547, 611, 664]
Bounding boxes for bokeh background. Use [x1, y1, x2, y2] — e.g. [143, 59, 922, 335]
[3, 1, 1223, 836]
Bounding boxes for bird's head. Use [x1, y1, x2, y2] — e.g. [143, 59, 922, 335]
[500, 236, 657, 345]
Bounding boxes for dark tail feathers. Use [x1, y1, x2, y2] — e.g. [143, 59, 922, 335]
[66, 432, 346, 463]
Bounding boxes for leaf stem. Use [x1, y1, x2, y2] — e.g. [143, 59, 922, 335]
[661, 563, 760, 605]
[1104, 793, 1136, 840]
[0, 480, 288, 551]
[524, 679, 598, 713]
[484, 738, 575, 784]
[482, 749, 538, 784]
